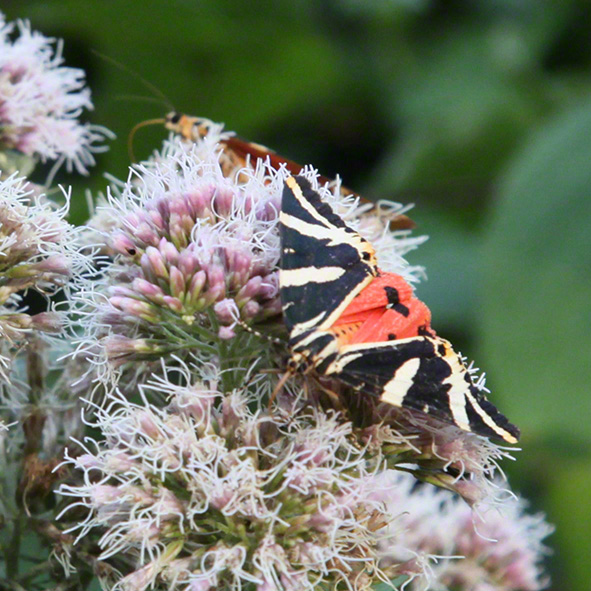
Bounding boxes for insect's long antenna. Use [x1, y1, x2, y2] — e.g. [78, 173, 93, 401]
[235, 318, 283, 345]
[128, 118, 166, 162]
[113, 94, 173, 106]
[91, 50, 175, 111]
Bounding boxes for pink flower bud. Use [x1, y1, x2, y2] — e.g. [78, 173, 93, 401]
[213, 299, 238, 324]
[109, 285, 137, 298]
[217, 325, 236, 340]
[144, 246, 169, 280]
[106, 453, 139, 472]
[36, 255, 70, 275]
[177, 246, 200, 275]
[203, 266, 226, 304]
[186, 185, 215, 219]
[187, 270, 207, 305]
[148, 208, 165, 231]
[242, 300, 261, 319]
[91, 484, 125, 505]
[136, 411, 161, 439]
[110, 296, 157, 321]
[169, 266, 186, 299]
[111, 232, 139, 256]
[236, 276, 262, 304]
[104, 335, 140, 361]
[135, 222, 159, 245]
[132, 278, 165, 302]
[259, 273, 278, 299]
[211, 186, 235, 216]
[159, 238, 180, 265]
[162, 295, 184, 313]
[30, 311, 62, 332]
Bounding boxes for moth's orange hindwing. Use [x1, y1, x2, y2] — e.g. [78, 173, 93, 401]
[279, 175, 520, 444]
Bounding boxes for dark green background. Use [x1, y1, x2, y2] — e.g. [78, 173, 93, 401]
[4, 1, 590, 589]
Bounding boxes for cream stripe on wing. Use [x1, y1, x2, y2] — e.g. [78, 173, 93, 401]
[286, 176, 344, 230]
[380, 357, 421, 407]
[280, 266, 346, 287]
[289, 311, 327, 336]
[280, 212, 355, 247]
[441, 370, 471, 432]
[464, 390, 518, 444]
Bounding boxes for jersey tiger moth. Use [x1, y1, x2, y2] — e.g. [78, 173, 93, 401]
[279, 175, 520, 444]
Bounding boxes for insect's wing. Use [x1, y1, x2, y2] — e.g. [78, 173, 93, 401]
[324, 335, 520, 443]
[280, 176, 378, 337]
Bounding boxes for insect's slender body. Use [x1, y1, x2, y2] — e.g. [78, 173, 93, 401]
[163, 112, 415, 231]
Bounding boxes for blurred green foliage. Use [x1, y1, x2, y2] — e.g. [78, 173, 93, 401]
[3, 0, 590, 588]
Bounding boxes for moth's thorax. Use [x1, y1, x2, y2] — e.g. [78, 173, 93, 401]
[165, 112, 213, 142]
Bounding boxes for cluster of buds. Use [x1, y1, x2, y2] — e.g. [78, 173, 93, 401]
[73, 142, 285, 384]
[108, 160, 282, 327]
[75, 130, 426, 389]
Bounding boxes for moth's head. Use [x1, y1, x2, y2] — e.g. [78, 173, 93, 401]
[287, 351, 308, 374]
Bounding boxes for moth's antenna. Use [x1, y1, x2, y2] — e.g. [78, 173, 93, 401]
[234, 318, 283, 346]
[128, 117, 166, 162]
[113, 94, 173, 106]
[91, 49, 175, 111]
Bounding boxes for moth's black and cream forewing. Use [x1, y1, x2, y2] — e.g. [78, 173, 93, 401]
[279, 175, 378, 367]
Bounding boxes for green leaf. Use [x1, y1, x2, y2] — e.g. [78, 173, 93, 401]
[406, 207, 479, 331]
[371, 26, 548, 195]
[546, 459, 591, 590]
[479, 100, 591, 445]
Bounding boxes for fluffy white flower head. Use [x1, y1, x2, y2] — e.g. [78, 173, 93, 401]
[0, 12, 112, 174]
[58, 363, 401, 591]
[0, 173, 90, 384]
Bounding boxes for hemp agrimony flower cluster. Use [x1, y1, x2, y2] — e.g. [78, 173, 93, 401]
[0, 14, 111, 176]
[0, 10, 552, 591]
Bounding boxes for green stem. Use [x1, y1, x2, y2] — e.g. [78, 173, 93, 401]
[157, 322, 218, 355]
[0, 577, 27, 591]
[14, 559, 52, 583]
[5, 516, 22, 579]
[25, 337, 45, 405]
